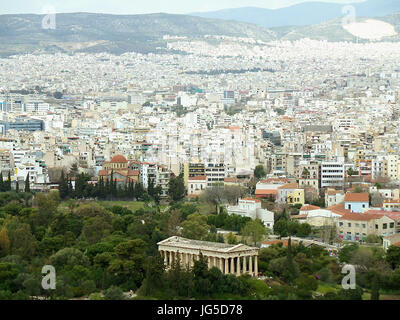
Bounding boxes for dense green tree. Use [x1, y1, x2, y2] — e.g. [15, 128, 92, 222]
[241, 219, 268, 246]
[24, 174, 30, 193]
[58, 171, 69, 200]
[386, 245, 400, 270]
[0, 228, 10, 258]
[104, 286, 125, 300]
[254, 165, 266, 180]
[168, 174, 185, 202]
[182, 213, 210, 240]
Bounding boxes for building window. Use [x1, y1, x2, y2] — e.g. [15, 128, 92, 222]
[362, 224, 366, 228]
[390, 223, 395, 228]
[348, 223, 352, 227]
[383, 224, 387, 230]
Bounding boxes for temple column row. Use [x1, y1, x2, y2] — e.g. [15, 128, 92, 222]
[159, 250, 258, 277]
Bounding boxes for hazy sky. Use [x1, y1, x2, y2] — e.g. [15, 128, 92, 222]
[1, 0, 366, 15]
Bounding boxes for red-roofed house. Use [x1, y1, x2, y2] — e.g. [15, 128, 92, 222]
[255, 179, 288, 200]
[338, 211, 396, 241]
[300, 205, 321, 215]
[187, 175, 207, 196]
[344, 193, 369, 213]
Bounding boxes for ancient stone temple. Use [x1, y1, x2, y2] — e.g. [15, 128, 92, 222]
[157, 236, 259, 277]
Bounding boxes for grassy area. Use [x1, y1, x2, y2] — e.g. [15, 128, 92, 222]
[98, 201, 145, 212]
[195, 202, 215, 215]
[316, 283, 339, 295]
[363, 292, 400, 300]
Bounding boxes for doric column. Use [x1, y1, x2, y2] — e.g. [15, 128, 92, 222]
[237, 257, 241, 276]
[249, 256, 253, 276]
[230, 257, 235, 274]
[163, 251, 168, 266]
[167, 251, 171, 267]
[255, 256, 258, 276]
[225, 258, 229, 274]
[180, 252, 184, 267]
[243, 256, 247, 274]
[207, 256, 212, 269]
[219, 257, 223, 272]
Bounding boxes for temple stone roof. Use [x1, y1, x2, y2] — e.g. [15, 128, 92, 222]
[158, 236, 258, 254]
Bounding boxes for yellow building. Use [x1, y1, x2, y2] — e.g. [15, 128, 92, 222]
[183, 162, 205, 187]
[287, 189, 305, 205]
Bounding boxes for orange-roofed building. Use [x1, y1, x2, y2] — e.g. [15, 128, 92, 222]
[98, 154, 139, 188]
[344, 193, 369, 213]
[338, 211, 395, 241]
[187, 175, 207, 196]
[300, 205, 320, 215]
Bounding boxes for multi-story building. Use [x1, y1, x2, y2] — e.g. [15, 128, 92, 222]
[338, 212, 397, 241]
[187, 175, 207, 196]
[205, 162, 226, 187]
[320, 161, 345, 188]
[227, 198, 274, 231]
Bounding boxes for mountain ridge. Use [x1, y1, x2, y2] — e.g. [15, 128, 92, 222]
[190, 0, 400, 28]
[0, 11, 399, 57]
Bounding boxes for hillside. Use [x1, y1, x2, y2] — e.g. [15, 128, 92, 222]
[0, 12, 276, 56]
[191, 0, 400, 28]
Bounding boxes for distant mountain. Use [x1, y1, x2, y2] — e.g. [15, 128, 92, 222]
[0, 12, 276, 56]
[191, 0, 400, 28]
[0, 10, 399, 57]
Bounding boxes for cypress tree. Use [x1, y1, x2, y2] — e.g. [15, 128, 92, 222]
[59, 170, 69, 200]
[6, 171, 11, 191]
[25, 173, 30, 193]
[0, 172, 4, 192]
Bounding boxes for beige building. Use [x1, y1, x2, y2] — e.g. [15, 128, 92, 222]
[158, 236, 259, 277]
[338, 212, 396, 241]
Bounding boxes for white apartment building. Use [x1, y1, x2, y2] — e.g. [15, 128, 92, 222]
[24, 101, 50, 113]
[320, 162, 345, 188]
[227, 198, 275, 231]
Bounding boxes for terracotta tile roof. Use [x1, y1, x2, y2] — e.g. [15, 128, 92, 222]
[262, 240, 289, 246]
[259, 178, 289, 184]
[110, 155, 128, 163]
[127, 170, 139, 176]
[278, 183, 299, 190]
[98, 170, 109, 176]
[224, 177, 239, 183]
[300, 205, 320, 211]
[340, 212, 382, 221]
[188, 175, 207, 181]
[365, 210, 400, 221]
[241, 198, 261, 203]
[255, 189, 278, 195]
[344, 193, 369, 202]
[326, 203, 350, 216]
[327, 189, 344, 196]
